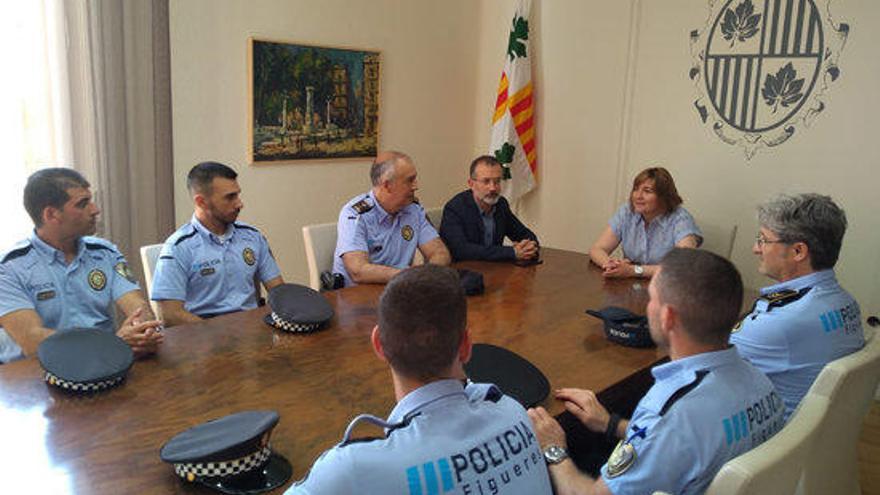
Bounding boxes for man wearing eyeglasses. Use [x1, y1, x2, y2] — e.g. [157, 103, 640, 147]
[731, 193, 864, 421]
[439, 155, 539, 262]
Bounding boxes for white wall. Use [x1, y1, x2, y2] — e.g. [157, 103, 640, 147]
[472, 0, 878, 316]
[169, 0, 481, 284]
[170, 0, 878, 316]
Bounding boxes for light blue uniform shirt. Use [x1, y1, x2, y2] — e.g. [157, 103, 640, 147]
[333, 191, 439, 287]
[0, 232, 140, 363]
[288, 379, 553, 495]
[601, 347, 784, 495]
[730, 270, 864, 420]
[151, 217, 281, 317]
[609, 203, 702, 265]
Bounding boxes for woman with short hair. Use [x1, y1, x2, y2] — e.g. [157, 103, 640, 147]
[589, 167, 702, 278]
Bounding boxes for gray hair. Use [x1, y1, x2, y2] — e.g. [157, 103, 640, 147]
[757, 193, 847, 270]
[370, 151, 410, 186]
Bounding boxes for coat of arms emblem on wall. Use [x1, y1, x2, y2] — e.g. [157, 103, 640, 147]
[689, 0, 848, 159]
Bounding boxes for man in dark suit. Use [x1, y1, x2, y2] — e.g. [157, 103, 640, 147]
[440, 155, 539, 262]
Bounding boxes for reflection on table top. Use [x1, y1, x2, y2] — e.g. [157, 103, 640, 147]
[0, 247, 664, 494]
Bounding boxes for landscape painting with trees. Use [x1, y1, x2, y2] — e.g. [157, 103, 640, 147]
[249, 39, 380, 162]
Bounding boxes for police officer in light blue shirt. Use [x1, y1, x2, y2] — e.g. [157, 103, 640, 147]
[731, 193, 864, 420]
[589, 167, 701, 279]
[528, 249, 784, 495]
[288, 265, 553, 495]
[0, 168, 162, 363]
[333, 151, 451, 287]
[151, 162, 283, 326]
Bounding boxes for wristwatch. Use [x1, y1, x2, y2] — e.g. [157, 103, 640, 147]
[543, 445, 569, 465]
[633, 265, 644, 277]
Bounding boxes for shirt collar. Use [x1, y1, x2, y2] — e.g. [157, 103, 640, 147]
[634, 207, 671, 228]
[760, 269, 836, 295]
[190, 215, 235, 244]
[387, 379, 467, 424]
[651, 346, 740, 382]
[472, 194, 495, 218]
[369, 190, 393, 224]
[29, 230, 84, 264]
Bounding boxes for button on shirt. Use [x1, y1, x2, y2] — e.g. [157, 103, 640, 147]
[288, 379, 553, 495]
[730, 270, 864, 420]
[333, 191, 439, 287]
[609, 204, 702, 265]
[601, 347, 784, 495]
[150, 217, 281, 317]
[0, 233, 140, 363]
[475, 197, 496, 247]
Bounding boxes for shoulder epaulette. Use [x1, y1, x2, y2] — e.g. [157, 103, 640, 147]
[173, 228, 198, 246]
[761, 287, 812, 313]
[84, 241, 114, 253]
[234, 223, 259, 233]
[352, 197, 373, 214]
[1, 245, 33, 264]
[659, 370, 710, 416]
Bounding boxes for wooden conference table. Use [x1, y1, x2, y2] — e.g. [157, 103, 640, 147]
[0, 248, 665, 494]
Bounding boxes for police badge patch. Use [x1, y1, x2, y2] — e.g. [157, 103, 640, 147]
[689, 0, 848, 159]
[88, 269, 107, 291]
[401, 225, 414, 242]
[114, 262, 136, 283]
[606, 440, 637, 478]
[243, 247, 256, 266]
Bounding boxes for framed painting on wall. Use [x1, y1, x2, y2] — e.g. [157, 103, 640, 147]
[248, 38, 380, 163]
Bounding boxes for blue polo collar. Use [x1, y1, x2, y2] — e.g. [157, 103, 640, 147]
[190, 215, 237, 245]
[651, 346, 739, 382]
[387, 379, 468, 425]
[760, 269, 836, 296]
[29, 230, 85, 265]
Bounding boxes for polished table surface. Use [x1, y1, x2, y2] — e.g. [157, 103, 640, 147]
[0, 248, 665, 494]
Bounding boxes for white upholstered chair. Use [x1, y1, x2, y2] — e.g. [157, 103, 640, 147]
[698, 220, 738, 259]
[795, 326, 880, 495]
[139, 243, 163, 314]
[302, 222, 338, 291]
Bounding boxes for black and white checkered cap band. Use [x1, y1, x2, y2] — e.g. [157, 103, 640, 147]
[44, 371, 124, 392]
[270, 312, 321, 333]
[173, 445, 272, 481]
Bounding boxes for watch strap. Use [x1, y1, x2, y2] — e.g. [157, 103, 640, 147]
[605, 413, 622, 442]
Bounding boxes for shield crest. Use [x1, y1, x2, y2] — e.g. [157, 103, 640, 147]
[690, 0, 848, 158]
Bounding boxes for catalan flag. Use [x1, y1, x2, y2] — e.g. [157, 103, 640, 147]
[490, 0, 536, 203]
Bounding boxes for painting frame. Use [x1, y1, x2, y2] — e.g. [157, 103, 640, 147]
[248, 37, 381, 164]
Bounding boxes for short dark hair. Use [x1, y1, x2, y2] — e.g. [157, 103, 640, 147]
[187, 161, 238, 195]
[757, 193, 847, 270]
[24, 168, 90, 227]
[630, 167, 683, 214]
[656, 248, 743, 346]
[378, 264, 467, 381]
[469, 155, 501, 179]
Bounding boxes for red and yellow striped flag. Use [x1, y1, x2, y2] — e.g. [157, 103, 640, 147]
[490, 0, 536, 203]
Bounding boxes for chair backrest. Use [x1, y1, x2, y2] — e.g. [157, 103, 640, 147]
[424, 206, 442, 230]
[302, 222, 338, 291]
[139, 243, 163, 315]
[796, 326, 880, 495]
[705, 394, 830, 495]
[698, 220, 738, 259]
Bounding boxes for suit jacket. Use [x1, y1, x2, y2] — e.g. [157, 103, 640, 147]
[439, 190, 538, 261]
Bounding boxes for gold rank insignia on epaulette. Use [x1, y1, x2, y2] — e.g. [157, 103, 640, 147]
[352, 198, 373, 214]
[760, 287, 812, 313]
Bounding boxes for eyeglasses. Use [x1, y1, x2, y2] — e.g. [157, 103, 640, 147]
[754, 235, 788, 248]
